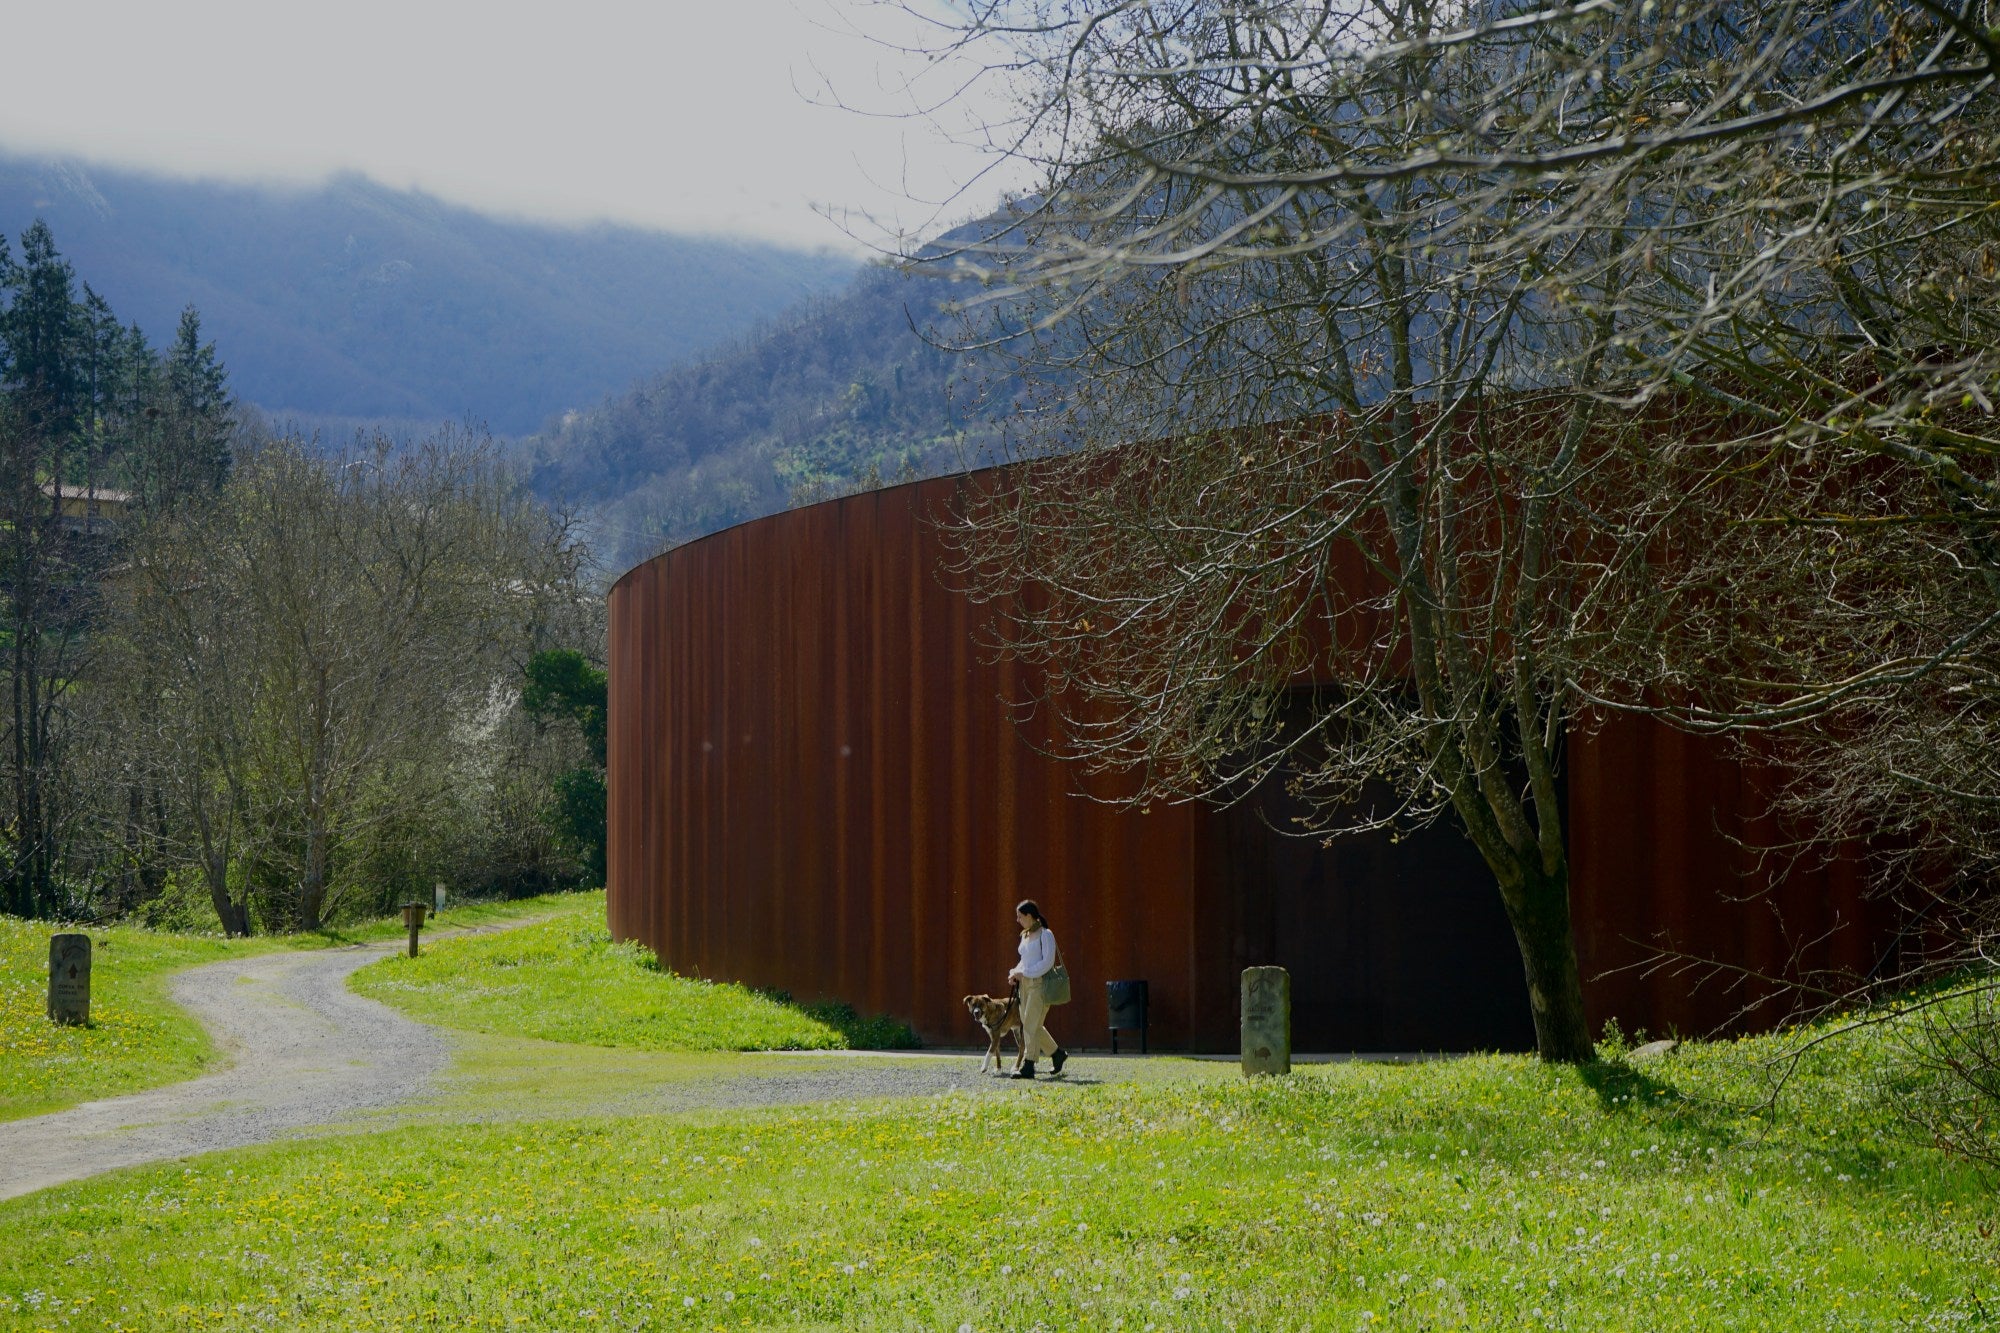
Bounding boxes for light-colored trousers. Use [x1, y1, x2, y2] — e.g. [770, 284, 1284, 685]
[1016, 976, 1060, 1065]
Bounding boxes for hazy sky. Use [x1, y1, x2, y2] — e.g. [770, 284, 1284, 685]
[0, 0, 1020, 252]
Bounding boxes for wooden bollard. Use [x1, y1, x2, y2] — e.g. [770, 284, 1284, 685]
[400, 901, 427, 958]
[48, 934, 91, 1026]
[1241, 966, 1291, 1076]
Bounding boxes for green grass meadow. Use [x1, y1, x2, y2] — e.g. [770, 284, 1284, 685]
[0, 893, 587, 1123]
[4, 892, 2000, 1329]
[1, 1024, 1995, 1330]
[350, 895, 917, 1052]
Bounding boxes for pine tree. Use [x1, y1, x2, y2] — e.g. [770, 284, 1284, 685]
[0, 221, 85, 917]
[117, 322, 164, 504]
[164, 305, 231, 495]
[0, 223, 241, 920]
[77, 287, 125, 519]
[0, 221, 83, 434]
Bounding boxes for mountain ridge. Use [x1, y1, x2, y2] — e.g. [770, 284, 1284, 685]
[0, 152, 858, 436]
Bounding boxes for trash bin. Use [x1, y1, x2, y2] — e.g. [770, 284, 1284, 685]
[1106, 979, 1149, 1054]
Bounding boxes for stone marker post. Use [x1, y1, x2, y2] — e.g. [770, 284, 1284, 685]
[400, 901, 427, 958]
[1241, 966, 1291, 1076]
[433, 881, 446, 916]
[48, 934, 91, 1026]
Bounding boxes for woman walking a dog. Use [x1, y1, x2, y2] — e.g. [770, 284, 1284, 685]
[1007, 899, 1069, 1080]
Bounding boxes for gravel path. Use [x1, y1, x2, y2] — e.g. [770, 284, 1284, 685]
[0, 933, 465, 1203]
[0, 923, 1088, 1203]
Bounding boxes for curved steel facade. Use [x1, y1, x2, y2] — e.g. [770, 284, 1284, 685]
[608, 469, 1892, 1051]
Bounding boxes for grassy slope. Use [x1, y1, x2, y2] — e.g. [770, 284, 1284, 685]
[350, 893, 912, 1052]
[2, 998, 1998, 1328]
[0, 893, 587, 1123]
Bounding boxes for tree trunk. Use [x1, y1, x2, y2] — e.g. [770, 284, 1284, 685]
[1499, 862, 1596, 1064]
[194, 798, 251, 936]
[143, 787, 170, 898]
[204, 853, 249, 937]
[298, 824, 329, 932]
[121, 782, 143, 908]
[23, 669, 50, 916]
[11, 616, 49, 918]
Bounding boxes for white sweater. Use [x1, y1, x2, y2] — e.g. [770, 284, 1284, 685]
[1015, 928, 1058, 980]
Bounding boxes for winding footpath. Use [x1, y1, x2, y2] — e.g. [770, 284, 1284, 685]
[0, 932, 470, 1203]
[0, 919, 1107, 1204]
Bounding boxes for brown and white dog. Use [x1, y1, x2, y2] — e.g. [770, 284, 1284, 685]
[963, 992, 1023, 1074]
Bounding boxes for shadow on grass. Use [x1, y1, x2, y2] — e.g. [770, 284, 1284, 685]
[1577, 1057, 1684, 1112]
[959, 1068, 1111, 1086]
[300, 924, 388, 948]
[1574, 1058, 1749, 1141]
[756, 989, 922, 1050]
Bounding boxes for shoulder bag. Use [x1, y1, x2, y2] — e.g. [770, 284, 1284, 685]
[1042, 937, 1072, 1006]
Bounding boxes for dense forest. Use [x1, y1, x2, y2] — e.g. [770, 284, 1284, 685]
[0, 155, 855, 437]
[0, 221, 603, 932]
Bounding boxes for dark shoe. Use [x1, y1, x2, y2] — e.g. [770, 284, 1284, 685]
[1010, 1062, 1037, 1080]
[1052, 1048, 1069, 1076]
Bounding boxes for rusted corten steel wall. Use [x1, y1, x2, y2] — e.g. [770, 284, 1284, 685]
[608, 471, 1224, 1050]
[608, 468, 1895, 1051]
[1568, 718, 1897, 1037]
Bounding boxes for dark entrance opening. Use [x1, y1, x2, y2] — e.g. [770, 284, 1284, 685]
[1220, 705, 1537, 1053]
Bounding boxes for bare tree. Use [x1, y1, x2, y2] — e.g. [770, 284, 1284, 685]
[126, 431, 587, 931]
[898, 0, 2000, 1059]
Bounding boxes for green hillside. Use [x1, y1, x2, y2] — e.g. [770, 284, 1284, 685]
[527, 258, 1022, 571]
